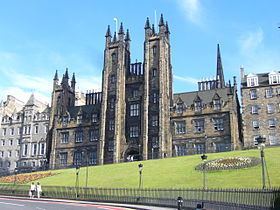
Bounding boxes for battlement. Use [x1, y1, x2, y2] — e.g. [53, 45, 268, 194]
[85, 91, 102, 105]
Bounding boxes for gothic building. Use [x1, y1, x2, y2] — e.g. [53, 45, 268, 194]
[241, 69, 280, 147]
[48, 15, 242, 169]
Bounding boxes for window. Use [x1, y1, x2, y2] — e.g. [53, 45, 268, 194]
[250, 89, 257, 99]
[16, 150, 19, 157]
[62, 116, 68, 126]
[194, 119, 205, 133]
[1, 140, 5, 146]
[247, 75, 258, 87]
[45, 125, 48, 133]
[195, 144, 205, 154]
[40, 143, 45, 155]
[61, 132, 69, 143]
[111, 53, 117, 63]
[59, 152, 68, 166]
[77, 115, 82, 124]
[269, 135, 277, 145]
[31, 143, 37, 156]
[268, 119, 276, 128]
[17, 139, 21, 145]
[194, 101, 202, 112]
[7, 162, 10, 168]
[152, 136, 159, 148]
[18, 127, 22, 135]
[152, 46, 157, 56]
[129, 126, 139, 138]
[9, 139, 13, 146]
[174, 121, 186, 134]
[10, 128, 14, 136]
[108, 141, 114, 152]
[269, 72, 280, 84]
[8, 151, 12, 157]
[151, 115, 158, 126]
[109, 120, 114, 131]
[252, 120, 259, 129]
[110, 75, 116, 84]
[132, 90, 139, 98]
[23, 125, 31, 135]
[23, 144, 28, 156]
[109, 98, 115, 110]
[130, 104, 139, 116]
[152, 68, 157, 77]
[92, 114, 98, 123]
[251, 105, 259, 114]
[75, 131, 83, 143]
[176, 145, 187, 156]
[176, 103, 184, 114]
[265, 89, 273, 98]
[2, 128, 6, 136]
[0, 151, 3, 157]
[152, 92, 158, 104]
[213, 99, 221, 110]
[89, 150, 97, 165]
[267, 104, 275, 114]
[73, 151, 83, 166]
[213, 118, 224, 131]
[34, 125, 39, 134]
[89, 130, 99, 141]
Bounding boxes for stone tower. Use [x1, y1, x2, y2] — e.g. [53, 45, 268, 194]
[142, 14, 173, 160]
[99, 23, 130, 164]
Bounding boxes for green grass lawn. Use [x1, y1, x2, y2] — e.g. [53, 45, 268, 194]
[10, 147, 280, 188]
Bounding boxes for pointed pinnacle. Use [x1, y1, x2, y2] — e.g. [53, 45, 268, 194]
[54, 70, 58, 80]
[159, 13, 164, 26]
[113, 32, 117, 42]
[71, 73, 76, 83]
[118, 22, 124, 34]
[165, 21, 170, 34]
[65, 68, 69, 79]
[105, 25, 111, 37]
[125, 29, 131, 41]
[152, 24, 155, 34]
[145, 17, 151, 29]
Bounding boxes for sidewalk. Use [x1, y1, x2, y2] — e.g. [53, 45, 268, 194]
[0, 195, 176, 210]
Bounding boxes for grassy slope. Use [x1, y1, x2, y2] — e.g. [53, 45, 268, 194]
[16, 147, 280, 188]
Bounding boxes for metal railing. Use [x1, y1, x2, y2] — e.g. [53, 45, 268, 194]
[0, 184, 279, 209]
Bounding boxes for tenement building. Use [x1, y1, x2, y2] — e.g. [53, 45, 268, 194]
[171, 45, 242, 156]
[241, 69, 280, 147]
[0, 95, 49, 174]
[48, 15, 242, 169]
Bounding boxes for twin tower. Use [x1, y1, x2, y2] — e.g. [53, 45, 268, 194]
[49, 15, 173, 166]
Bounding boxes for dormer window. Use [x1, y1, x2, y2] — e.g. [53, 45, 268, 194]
[92, 113, 98, 123]
[269, 71, 280, 84]
[77, 115, 82, 124]
[194, 100, 202, 112]
[176, 103, 184, 114]
[62, 116, 69, 125]
[213, 99, 221, 110]
[247, 74, 258, 87]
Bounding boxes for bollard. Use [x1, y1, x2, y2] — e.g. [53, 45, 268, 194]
[177, 196, 183, 210]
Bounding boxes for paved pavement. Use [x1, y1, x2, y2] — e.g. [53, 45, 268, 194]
[0, 196, 175, 210]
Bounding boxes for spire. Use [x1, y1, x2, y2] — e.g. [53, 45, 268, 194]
[53, 70, 58, 80]
[165, 21, 170, 34]
[216, 44, 225, 88]
[159, 13, 164, 26]
[71, 73, 76, 89]
[152, 24, 155, 34]
[125, 29, 130, 41]
[145, 17, 151, 29]
[113, 32, 117, 42]
[118, 22, 124, 34]
[105, 25, 111, 37]
[65, 68, 69, 79]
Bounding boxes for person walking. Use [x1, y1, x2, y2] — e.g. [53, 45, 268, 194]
[30, 182, 36, 198]
[36, 182, 42, 199]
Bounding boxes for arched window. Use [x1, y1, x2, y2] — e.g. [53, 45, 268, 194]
[152, 46, 157, 56]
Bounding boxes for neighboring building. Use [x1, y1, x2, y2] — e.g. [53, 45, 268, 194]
[171, 45, 242, 156]
[241, 69, 280, 147]
[0, 95, 49, 174]
[48, 15, 243, 169]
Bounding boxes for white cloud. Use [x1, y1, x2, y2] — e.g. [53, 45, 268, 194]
[176, 0, 203, 25]
[174, 75, 198, 84]
[77, 75, 102, 93]
[239, 28, 263, 55]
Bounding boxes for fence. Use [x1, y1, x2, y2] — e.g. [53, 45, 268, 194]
[0, 184, 279, 209]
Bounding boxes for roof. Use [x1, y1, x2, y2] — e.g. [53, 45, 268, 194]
[174, 87, 232, 106]
[67, 104, 101, 118]
[241, 71, 280, 87]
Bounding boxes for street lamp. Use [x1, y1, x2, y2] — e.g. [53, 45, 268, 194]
[138, 163, 143, 189]
[75, 165, 80, 198]
[256, 136, 269, 189]
[201, 154, 208, 190]
[83, 151, 89, 188]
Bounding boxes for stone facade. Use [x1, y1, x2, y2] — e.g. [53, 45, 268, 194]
[48, 15, 242, 169]
[241, 69, 280, 147]
[0, 95, 49, 174]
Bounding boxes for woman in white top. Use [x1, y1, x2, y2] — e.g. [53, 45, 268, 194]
[36, 182, 42, 199]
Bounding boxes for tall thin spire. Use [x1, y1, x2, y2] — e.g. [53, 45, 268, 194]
[125, 29, 130, 41]
[159, 13, 164, 26]
[105, 25, 111, 37]
[113, 32, 117, 42]
[152, 24, 155, 34]
[165, 21, 170, 34]
[65, 68, 69, 79]
[118, 22, 124, 34]
[216, 44, 225, 88]
[145, 17, 151, 29]
[54, 70, 58, 80]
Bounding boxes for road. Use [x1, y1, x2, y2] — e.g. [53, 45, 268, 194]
[0, 197, 137, 210]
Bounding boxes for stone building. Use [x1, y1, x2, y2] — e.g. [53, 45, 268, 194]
[48, 15, 242, 169]
[171, 45, 242, 156]
[0, 95, 49, 174]
[241, 69, 280, 147]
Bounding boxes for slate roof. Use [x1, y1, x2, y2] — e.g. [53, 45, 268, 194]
[67, 104, 101, 118]
[241, 72, 280, 87]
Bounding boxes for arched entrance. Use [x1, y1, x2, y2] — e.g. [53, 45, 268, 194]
[125, 147, 141, 162]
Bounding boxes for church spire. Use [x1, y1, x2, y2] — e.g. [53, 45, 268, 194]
[105, 25, 111, 37]
[152, 24, 155, 35]
[118, 22, 124, 34]
[145, 17, 151, 29]
[53, 70, 58, 80]
[125, 29, 130, 41]
[113, 32, 117, 42]
[216, 44, 225, 88]
[65, 68, 69, 80]
[159, 13, 165, 26]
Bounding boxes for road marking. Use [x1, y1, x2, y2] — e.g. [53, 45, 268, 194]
[0, 201, 25, 207]
[36, 207, 46, 210]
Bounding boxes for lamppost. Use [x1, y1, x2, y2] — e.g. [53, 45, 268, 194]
[13, 168, 18, 186]
[201, 154, 208, 190]
[256, 136, 268, 189]
[75, 165, 80, 198]
[138, 163, 143, 189]
[83, 151, 89, 188]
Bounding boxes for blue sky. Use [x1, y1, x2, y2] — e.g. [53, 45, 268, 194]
[0, 0, 279, 104]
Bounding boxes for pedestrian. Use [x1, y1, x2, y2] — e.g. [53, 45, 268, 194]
[36, 182, 42, 199]
[30, 182, 36, 198]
